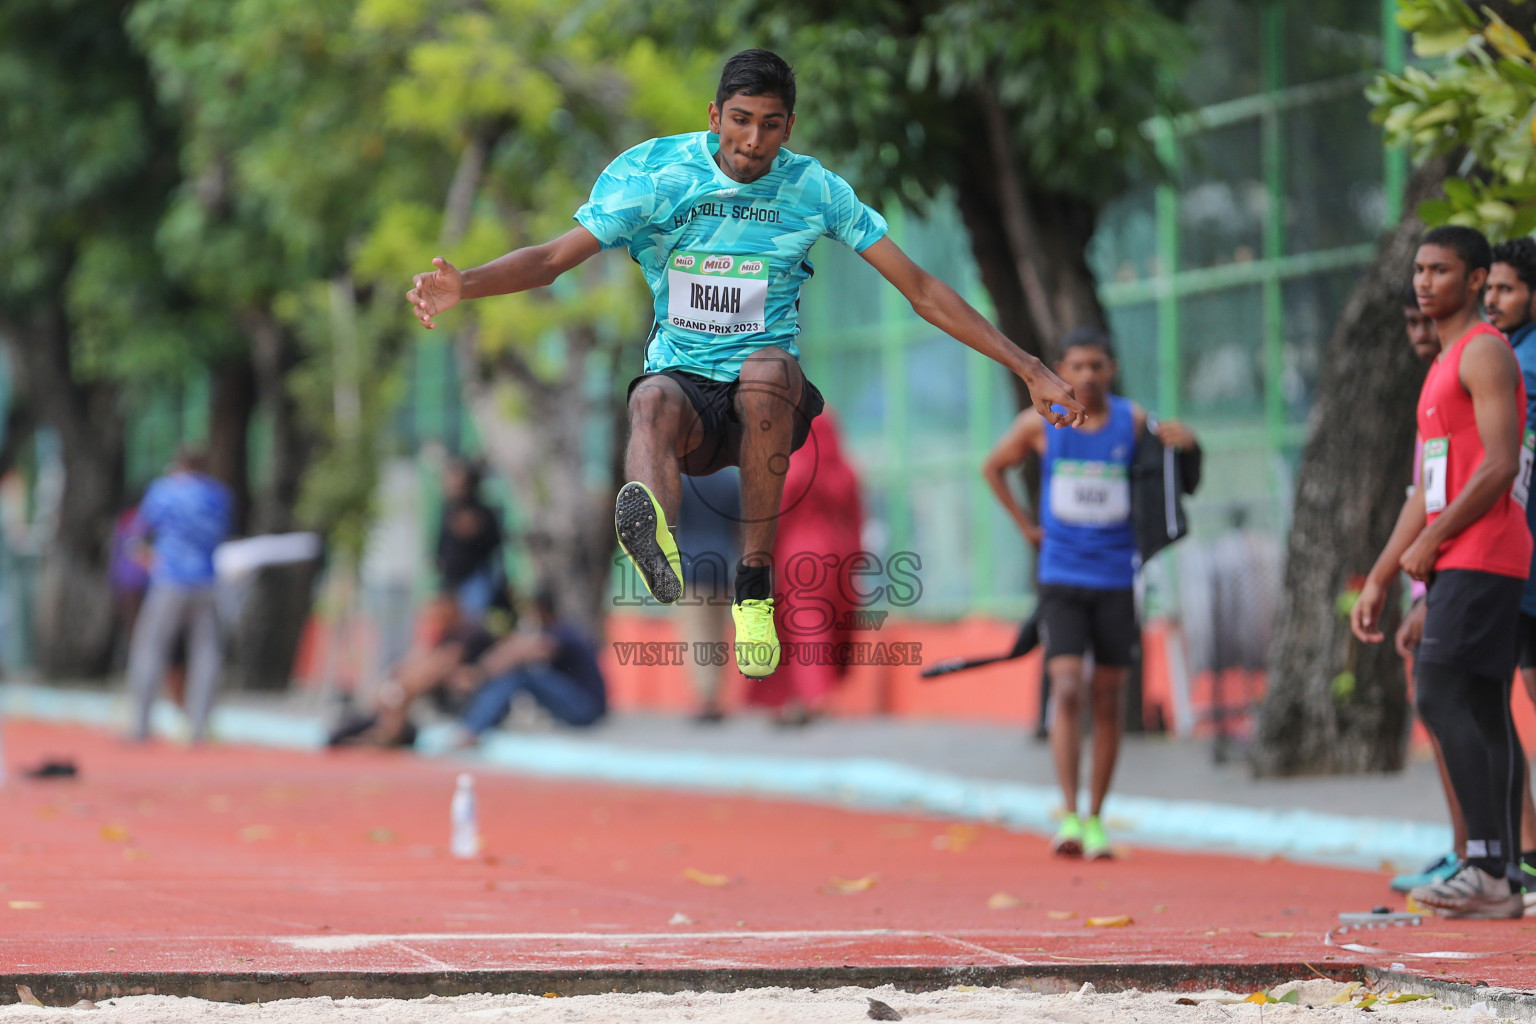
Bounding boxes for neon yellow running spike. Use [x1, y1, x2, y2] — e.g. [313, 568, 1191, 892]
[614, 481, 683, 604]
[732, 598, 780, 677]
[1051, 813, 1084, 858]
[1083, 815, 1113, 860]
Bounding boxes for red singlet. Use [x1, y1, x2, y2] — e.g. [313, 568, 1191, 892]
[1415, 322, 1532, 578]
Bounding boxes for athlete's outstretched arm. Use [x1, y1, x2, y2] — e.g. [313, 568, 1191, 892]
[1399, 332, 1524, 580]
[859, 237, 1086, 427]
[407, 226, 603, 329]
[982, 409, 1045, 546]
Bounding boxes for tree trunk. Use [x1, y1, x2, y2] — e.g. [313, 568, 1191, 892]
[223, 310, 321, 692]
[1250, 160, 1449, 776]
[953, 127, 1107, 410]
[207, 357, 256, 535]
[2, 303, 124, 679]
[458, 322, 617, 637]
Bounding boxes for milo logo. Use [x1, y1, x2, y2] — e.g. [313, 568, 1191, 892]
[701, 255, 734, 274]
[738, 259, 765, 275]
[672, 254, 696, 269]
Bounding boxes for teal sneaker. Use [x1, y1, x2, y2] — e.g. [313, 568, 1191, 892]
[615, 481, 683, 604]
[1051, 813, 1084, 857]
[1389, 851, 1458, 894]
[1083, 815, 1113, 860]
[731, 598, 780, 677]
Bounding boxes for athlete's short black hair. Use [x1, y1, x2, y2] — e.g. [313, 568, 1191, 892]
[1492, 236, 1536, 291]
[1420, 225, 1492, 276]
[1057, 326, 1116, 362]
[716, 49, 796, 114]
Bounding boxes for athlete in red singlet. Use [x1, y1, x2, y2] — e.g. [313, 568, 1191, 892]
[1352, 225, 1531, 919]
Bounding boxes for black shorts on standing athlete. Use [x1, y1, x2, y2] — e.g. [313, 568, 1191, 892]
[1037, 584, 1138, 667]
[1420, 569, 1525, 681]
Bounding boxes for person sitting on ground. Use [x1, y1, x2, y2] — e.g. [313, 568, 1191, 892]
[328, 588, 517, 749]
[454, 586, 607, 743]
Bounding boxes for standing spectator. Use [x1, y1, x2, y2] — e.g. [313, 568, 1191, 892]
[1353, 226, 1531, 918]
[983, 328, 1198, 859]
[676, 467, 741, 722]
[125, 447, 233, 743]
[749, 411, 864, 725]
[436, 458, 504, 623]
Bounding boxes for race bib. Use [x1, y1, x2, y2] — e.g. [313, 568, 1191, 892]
[666, 252, 769, 336]
[1049, 460, 1130, 526]
[1515, 429, 1535, 510]
[1422, 436, 1449, 514]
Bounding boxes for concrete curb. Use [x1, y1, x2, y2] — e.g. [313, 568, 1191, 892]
[0, 962, 1366, 1007]
[1, 964, 1531, 1015]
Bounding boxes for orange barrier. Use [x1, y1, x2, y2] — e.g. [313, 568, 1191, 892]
[295, 610, 1536, 749]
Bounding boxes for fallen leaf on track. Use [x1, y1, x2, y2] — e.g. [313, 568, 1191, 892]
[1251, 931, 1295, 938]
[7, 901, 42, 910]
[15, 985, 42, 1006]
[99, 824, 130, 842]
[682, 868, 730, 887]
[1046, 910, 1074, 920]
[827, 874, 877, 894]
[1085, 915, 1132, 928]
[1325, 982, 1362, 1004]
[987, 893, 1021, 910]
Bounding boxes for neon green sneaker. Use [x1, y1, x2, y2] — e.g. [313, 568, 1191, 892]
[1051, 813, 1084, 857]
[731, 598, 780, 677]
[615, 481, 683, 604]
[1084, 815, 1113, 860]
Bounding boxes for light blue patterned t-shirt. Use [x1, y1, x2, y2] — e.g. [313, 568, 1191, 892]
[575, 131, 888, 381]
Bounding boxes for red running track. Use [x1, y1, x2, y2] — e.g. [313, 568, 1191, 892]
[1, 720, 1534, 992]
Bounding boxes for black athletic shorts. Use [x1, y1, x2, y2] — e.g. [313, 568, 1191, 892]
[1419, 568, 1524, 680]
[1519, 612, 1536, 672]
[627, 368, 825, 474]
[1037, 584, 1138, 667]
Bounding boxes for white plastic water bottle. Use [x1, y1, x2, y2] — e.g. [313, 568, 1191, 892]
[450, 773, 478, 859]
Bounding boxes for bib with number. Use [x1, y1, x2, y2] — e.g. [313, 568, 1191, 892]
[1515, 428, 1535, 510]
[1049, 459, 1131, 526]
[666, 251, 769, 335]
[1422, 436, 1449, 514]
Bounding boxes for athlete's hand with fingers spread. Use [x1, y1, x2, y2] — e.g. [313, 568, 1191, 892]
[407, 257, 462, 329]
[1023, 363, 1086, 427]
[1395, 598, 1426, 659]
[1399, 533, 1439, 582]
[1350, 576, 1388, 643]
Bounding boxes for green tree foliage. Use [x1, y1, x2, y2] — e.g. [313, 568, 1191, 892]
[690, 0, 1195, 379]
[351, 0, 718, 625]
[0, 0, 186, 676]
[1370, 0, 1536, 239]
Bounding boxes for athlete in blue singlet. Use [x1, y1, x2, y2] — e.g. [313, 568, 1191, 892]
[983, 328, 1197, 859]
[409, 49, 1085, 679]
